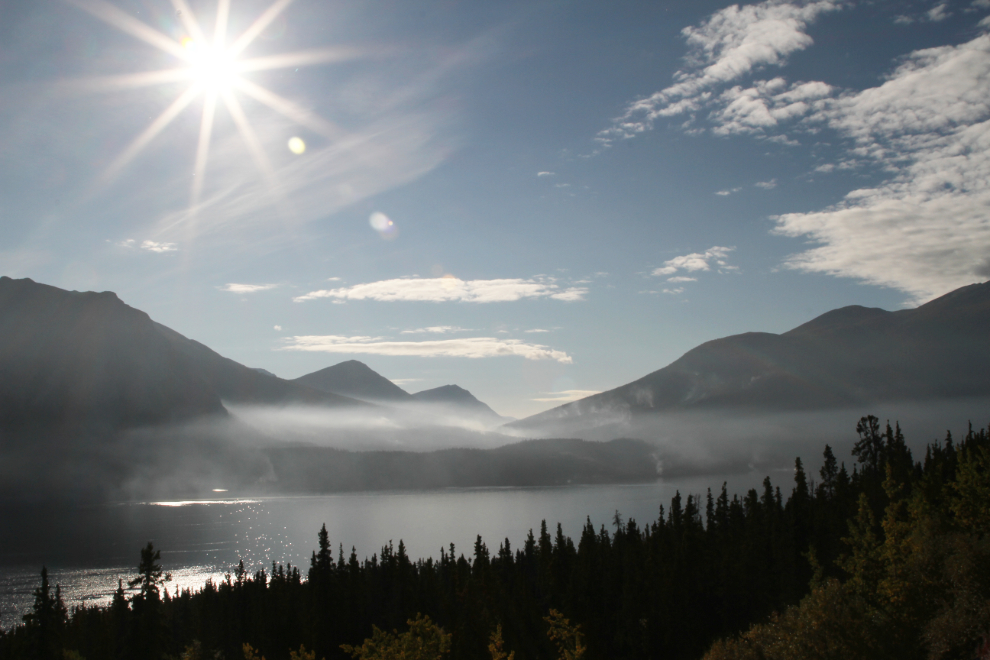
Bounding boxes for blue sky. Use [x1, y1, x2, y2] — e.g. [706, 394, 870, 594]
[2, 0, 988, 418]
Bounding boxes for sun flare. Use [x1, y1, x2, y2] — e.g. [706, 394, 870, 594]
[66, 0, 356, 211]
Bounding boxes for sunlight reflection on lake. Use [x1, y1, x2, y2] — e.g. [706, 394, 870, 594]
[0, 477, 765, 629]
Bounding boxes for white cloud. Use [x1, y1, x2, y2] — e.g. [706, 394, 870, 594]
[219, 283, 278, 293]
[537, 171, 555, 177]
[532, 389, 601, 403]
[597, 0, 841, 145]
[141, 240, 177, 253]
[653, 246, 736, 276]
[607, 1, 990, 302]
[390, 378, 422, 385]
[279, 335, 573, 363]
[274, 325, 282, 331]
[974, 0, 990, 8]
[755, 178, 778, 189]
[663, 287, 685, 295]
[400, 326, 470, 334]
[927, 3, 951, 21]
[525, 328, 550, 333]
[715, 187, 742, 196]
[774, 33, 990, 302]
[294, 277, 587, 303]
[115, 239, 136, 248]
[666, 276, 698, 283]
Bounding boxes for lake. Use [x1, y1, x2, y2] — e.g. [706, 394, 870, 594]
[0, 474, 769, 629]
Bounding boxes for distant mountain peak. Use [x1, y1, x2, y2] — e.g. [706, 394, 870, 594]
[291, 360, 412, 402]
[412, 384, 505, 420]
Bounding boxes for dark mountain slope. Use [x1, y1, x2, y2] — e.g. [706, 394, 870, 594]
[291, 360, 413, 402]
[0, 277, 359, 429]
[512, 281, 990, 432]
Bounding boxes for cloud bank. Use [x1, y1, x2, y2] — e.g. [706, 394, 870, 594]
[279, 335, 573, 363]
[294, 277, 588, 303]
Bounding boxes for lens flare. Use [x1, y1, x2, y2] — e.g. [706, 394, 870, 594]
[287, 136, 306, 154]
[369, 211, 397, 239]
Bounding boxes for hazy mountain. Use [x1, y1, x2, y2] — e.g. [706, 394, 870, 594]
[412, 384, 508, 422]
[512, 281, 990, 434]
[291, 360, 414, 402]
[292, 363, 507, 422]
[0, 277, 360, 429]
[253, 367, 278, 378]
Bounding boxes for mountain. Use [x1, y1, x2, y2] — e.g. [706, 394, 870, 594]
[512, 281, 990, 433]
[412, 385, 508, 422]
[0, 277, 360, 429]
[290, 360, 414, 402]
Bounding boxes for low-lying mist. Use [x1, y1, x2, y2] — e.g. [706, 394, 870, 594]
[228, 401, 514, 452]
[1, 397, 984, 504]
[514, 397, 990, 482]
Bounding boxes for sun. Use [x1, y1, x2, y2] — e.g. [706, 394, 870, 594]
[67, 0, 356, 210]
[183, 38, 238, 92]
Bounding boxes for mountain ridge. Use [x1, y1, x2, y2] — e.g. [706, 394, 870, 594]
[511, 281, 990, 433]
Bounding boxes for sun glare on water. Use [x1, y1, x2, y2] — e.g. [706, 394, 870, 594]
[68, 0, 356, 211]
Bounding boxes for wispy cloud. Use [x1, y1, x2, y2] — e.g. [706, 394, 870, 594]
[537, 171, 555, 177]
[715, 187, 742, 196]
[597, 0, 842, 145]
[140, 240, 177, 253]
[666, 276, 698, 283]
[525, 328, 550, 333]
[219, 283, 278, 293]
[653, 246, 736, 276]
[755, 178, 777, 189]
[400, 326, 470, 334]
[115, 238, 177, 253]
[294, 277, 588, 303]
[279, 335, 573, 363]
[532, 389, 601, 403]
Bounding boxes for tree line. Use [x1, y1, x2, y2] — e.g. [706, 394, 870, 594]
[1, 416, 987, 660]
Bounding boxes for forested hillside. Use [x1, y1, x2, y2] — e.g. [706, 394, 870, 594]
[2, 416, 987, 660]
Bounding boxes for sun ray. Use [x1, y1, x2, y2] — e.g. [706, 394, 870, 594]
[168, 0, 207, 44]
[64, 0, 189, 61]
[56, 68, 193, 94]
[214, 0, 231, 47]
[237, 47, 363, 74]
[191, 92, 219, 207]
[101, 85, 200, 185]
[222, 91, 278, 185]
[228, 0, 295, 58]
[233, 77, 344, 140]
